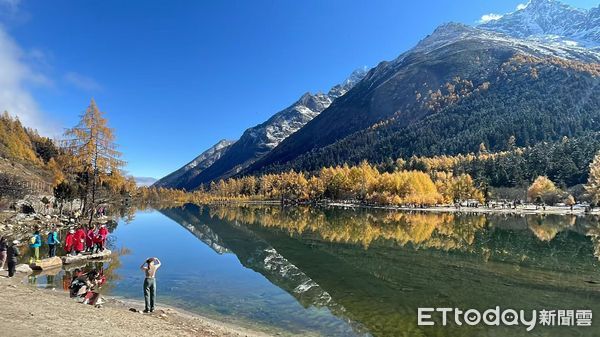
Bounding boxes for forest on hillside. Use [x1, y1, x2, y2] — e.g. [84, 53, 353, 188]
[248, 55, 600, 185]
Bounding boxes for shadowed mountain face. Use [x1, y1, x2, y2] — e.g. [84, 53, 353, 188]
[153, 139, 234, 189]
[161, 204, 600, 337]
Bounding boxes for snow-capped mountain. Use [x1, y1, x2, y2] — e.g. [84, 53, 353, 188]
[480, 0, 600, 49]
[159, 68, 367, 189]
[417, 22, 600, 62]
[153, 139, 235, 188]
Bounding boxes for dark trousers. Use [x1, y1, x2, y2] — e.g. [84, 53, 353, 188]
[48, 244, 57, 257]
[8, 260, 16, 277]
[143, 277, 156, 311]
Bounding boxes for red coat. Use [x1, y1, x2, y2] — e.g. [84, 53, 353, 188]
[86, 229, 95, 247]
[98, 227, 109, 242]
[74, 229, 86, 252]
[64, 233, 74, 252]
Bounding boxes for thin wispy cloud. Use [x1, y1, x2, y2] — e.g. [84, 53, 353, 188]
[478, 13, 503, 24]
[64, 72, 102, 91]
[0, 0, 21, 13]
[0, 25, 58, 136]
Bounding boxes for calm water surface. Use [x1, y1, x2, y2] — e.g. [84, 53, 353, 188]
[28, 205, 600, 336]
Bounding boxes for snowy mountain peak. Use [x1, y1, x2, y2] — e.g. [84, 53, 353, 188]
[257, 67, 367, 150]
[328, 67, 368, 99]
[480, 0, 600, 48]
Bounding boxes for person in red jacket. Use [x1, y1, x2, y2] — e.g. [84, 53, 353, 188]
[64, 229, 75, 256]
[98, 224, 109, 252]
[86, 226, 96, 253]
[74, 227, 86, 255]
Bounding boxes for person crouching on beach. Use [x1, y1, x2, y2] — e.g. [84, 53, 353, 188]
[64, 229, 75, 256]
[7, 240, 20, 277]
[140, 257, 161, 313]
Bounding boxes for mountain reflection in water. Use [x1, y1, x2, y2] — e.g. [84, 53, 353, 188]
[156, 204, 600, 337]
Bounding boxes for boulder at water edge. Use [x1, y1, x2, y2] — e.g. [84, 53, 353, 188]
[15, 264, 33, 274]
[30, 256, 63, 270]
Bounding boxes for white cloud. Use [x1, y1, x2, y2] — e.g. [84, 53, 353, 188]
[516, 3, 528, 10]
[64, 72, 102, 91]
[479, 13, 503, 24]
[0, 25, 58, 135]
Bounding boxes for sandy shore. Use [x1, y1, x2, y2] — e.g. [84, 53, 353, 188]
[0, 270, 274, 337]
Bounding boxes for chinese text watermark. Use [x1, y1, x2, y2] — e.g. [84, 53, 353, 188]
[417, 307, 592, 331]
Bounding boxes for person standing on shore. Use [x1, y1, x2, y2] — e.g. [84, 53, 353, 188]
[47, 226, 60, 258]
[64, 229, 75, 256]
[7, 240, 20, 277]
[98, 224, 109, 251]
[0, 237, 7, 270]
[86, 226, 96, 253]
[29, 230, 42, 263]
[74, 227, 86, 255]
[140, 257, 161, 313]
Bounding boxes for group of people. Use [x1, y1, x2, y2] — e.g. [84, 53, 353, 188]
[0, 236, 21, 277]
[63, 224, 109, 256]
[2, 230, 163, 314]
[26, 224, 109, 263]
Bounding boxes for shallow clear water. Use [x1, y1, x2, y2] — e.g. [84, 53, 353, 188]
[26, 205, 600, 336]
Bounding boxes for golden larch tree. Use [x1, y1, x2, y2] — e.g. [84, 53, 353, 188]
[585, 151, 600, 205]
[62, 99, 125, 224]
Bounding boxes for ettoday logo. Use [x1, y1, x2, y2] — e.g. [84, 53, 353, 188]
[417, 307, 592, 331]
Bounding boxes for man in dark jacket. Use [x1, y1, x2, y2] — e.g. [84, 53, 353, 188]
[7, 240, 21, 277]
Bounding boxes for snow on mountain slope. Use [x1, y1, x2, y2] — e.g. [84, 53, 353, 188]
[153, 139, 235, 188]
[480, 0, 600, 49]
[252, 67, 369, 151]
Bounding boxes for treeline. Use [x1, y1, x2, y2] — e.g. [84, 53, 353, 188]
[132, 187, 209, 209]
[132, 143, 600, 209]
[201, 161, 483, 206]
[393, 134, 600, 188]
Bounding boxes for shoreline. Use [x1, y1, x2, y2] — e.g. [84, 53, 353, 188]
[202, 200, 599, 216]
[0, 270, 277, 337]
[325, 202, 598, 215]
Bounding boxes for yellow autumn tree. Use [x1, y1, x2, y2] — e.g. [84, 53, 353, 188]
[527, 176, 562, 205]
[452, 174, 484, 203]
[585, 151, 600, 206]
[62, 99, 125, 224]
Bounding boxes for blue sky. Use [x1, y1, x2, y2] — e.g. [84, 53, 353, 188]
[0, 0, 597, 179]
